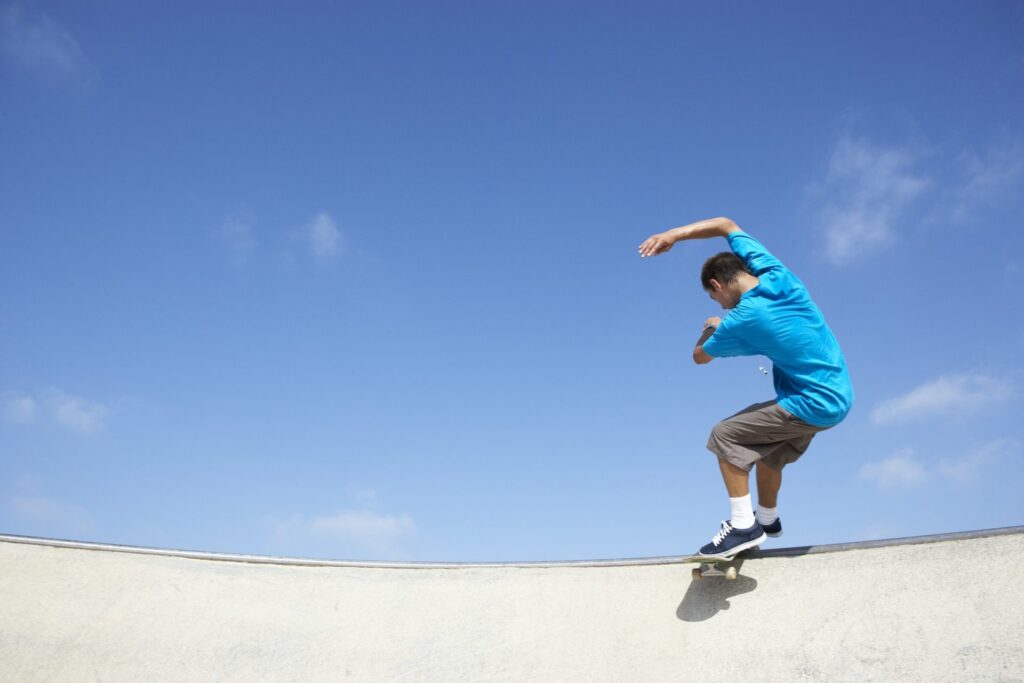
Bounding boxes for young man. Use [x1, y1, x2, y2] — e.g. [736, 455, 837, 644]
[638, 217, 853, 558]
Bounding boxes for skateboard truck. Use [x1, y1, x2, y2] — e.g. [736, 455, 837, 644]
[681, 552, 749, 581]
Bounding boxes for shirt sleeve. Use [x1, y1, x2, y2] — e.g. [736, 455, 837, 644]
[728, 231, 785, 277]
[701, 312, 757, 358]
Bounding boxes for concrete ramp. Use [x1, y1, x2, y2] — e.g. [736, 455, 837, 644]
[2, 527, 1022, 681]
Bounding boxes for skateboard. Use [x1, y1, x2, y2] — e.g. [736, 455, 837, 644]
[681, 551, 750, 581]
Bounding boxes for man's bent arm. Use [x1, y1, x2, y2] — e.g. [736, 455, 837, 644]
[693, 324, 716, 365]
[667, 216, 741, 242]
[638, 217, 741, 258]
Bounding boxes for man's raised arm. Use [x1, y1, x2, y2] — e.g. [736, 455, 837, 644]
[638, 217, 741, 258]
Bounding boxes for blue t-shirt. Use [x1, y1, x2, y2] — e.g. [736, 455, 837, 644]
[702, 231, 854, 427]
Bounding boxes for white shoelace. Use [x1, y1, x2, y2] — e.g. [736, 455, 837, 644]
[711, 520, 734, 547]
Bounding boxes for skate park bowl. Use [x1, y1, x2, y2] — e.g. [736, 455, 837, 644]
[2, 526, 1022, 681]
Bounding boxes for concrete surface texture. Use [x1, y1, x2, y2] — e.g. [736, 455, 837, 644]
[1, 527, 1023, 682]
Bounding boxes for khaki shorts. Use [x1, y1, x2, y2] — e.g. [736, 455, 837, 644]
[707, 400, 830, 472]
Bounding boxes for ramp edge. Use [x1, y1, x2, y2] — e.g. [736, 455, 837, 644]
[1, 525, 1021, 569]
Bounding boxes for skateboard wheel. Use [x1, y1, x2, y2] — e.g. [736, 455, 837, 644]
[691, 567, 702, 581]
[725, 566, 738, 580]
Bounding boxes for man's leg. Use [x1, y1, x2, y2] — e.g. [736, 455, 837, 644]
[755, 460, 782, 507]
[718, 457, 750, 497]
[716, 457, 756, 530]
[697, 455, 762, 556]
[703, 402, 825, 554]
[754, 461, 783, 534]
[700, 401, 793, 555]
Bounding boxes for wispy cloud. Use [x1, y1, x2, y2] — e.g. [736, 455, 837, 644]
[951, 139, 1024, 222]
[871, 373, 1013, 426]
[8, 495, 95, 536]
[217, 211, 256, 266]
[1, 391, 37, 424]
[810, 135, 929, 265]
[859, 449, 928, 489]
[860, 439, 1018, 490]
[49, 390, 109, 434]
[938, 438, 1019, 485]
[3, 389, 111, 434]
[346, 486, 378, 505]
[311, 510, 415, 541]
[308, 212, 342, 259]
[0, 4, 95, 86]
[268, 504, 415, 559]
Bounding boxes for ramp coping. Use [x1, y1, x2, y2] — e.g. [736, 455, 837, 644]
[1, 525, 1021, 570]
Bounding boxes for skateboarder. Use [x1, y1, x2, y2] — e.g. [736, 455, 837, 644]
[638, 217, 853, 558]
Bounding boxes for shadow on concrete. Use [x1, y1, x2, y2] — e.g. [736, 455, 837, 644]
[676, 574, 759, 622]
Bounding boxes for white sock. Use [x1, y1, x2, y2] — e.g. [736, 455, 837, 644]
[756, 505, 778, 526]
[729, 494, 755, 529]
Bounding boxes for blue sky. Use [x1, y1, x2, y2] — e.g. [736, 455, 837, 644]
[1, 1, 1022, 562]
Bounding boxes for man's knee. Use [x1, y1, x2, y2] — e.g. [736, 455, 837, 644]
[707, 421, 732, 453]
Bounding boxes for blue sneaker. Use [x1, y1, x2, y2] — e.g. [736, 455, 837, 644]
[760, 517, 782, 537]
[698, 520, 767, 558]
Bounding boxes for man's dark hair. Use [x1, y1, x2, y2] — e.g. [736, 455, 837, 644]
[701, 252, 750, 290]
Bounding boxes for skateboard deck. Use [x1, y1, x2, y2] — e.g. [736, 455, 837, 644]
[680, 549, 755, 581]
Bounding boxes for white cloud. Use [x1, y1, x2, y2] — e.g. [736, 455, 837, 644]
[311, 510, 414, 541]
[3, 389, 112, 434]
[346, 486, 378, 504]
[938, 438, 1019, 485]
[860, 439, 1017, 490]
[48, 390, 110, 435]
[811, 135, 928, 265]
[217, 211, 256, 265]
[952, 140, 1024, 222]
[871, 373, 1013, 426]
[308, 212, 342, 259]
[0, 4, 95, 86]
[1, 392, 36, 424]
[9, 495, 95, 536]
[268, 506, 415, 559]
[859, 450, 929, 489]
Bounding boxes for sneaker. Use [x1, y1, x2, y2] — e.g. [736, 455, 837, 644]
[698, 520, 767, 558]
[760, 517, 783, 537]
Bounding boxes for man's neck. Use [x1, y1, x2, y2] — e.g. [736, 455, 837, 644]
[735, 272, 760, 296]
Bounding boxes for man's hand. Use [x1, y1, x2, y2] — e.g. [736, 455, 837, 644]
[637, 232, 676, 258]
[703, 316, 722, 331]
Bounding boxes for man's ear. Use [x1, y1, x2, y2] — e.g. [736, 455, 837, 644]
[708, 278, 723, 293]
